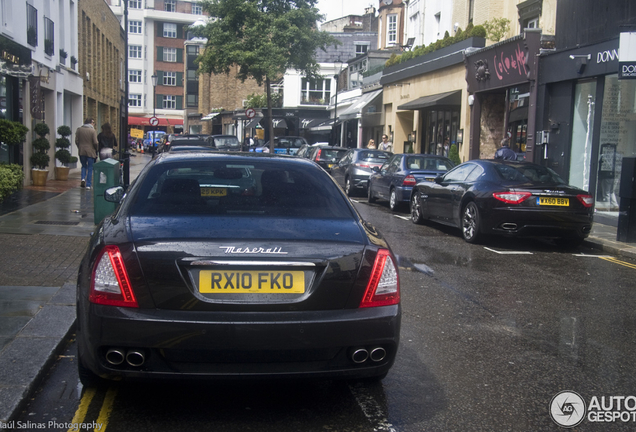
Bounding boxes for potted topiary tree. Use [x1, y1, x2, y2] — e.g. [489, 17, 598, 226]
[30, 122, 50, 186]
[0, 119, 29, 147]
[55, 125, 72, 180]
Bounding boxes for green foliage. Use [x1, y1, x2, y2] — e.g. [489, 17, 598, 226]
[0, 119, 29, 145]
[30, 122, 50, 170]
[55, 125, 72, 165]
[244, 92, 282, 108]
[0, 163, 24, 202]
[449, 144, 461, 165]
[385, 23, 487, 67]
[482, 18, 509, 42]
[57, 125, 72, 137]
[55, 149, 72, 164]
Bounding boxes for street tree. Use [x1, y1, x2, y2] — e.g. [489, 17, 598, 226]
[197, 0, 339, 152]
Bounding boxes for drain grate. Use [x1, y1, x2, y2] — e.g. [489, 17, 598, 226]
[34, 221, 80, 226]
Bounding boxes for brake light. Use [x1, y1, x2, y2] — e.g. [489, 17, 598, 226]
[360, 249, 400, 308]
[403, 175, 417, 186]
[355, 163, 371, 169]
[577, 194, 594, 208]
[315, 149, 321, 161]
[493, 191, 532, 204]
[90, 245, 138, 308]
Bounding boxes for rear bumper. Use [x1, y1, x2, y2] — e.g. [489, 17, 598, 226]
[78, 304, 401, 381]
[483, 207, 593, 238]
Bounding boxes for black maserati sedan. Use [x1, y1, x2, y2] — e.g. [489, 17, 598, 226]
[409, 159, 594, 245]
[76, 151, 401, 384]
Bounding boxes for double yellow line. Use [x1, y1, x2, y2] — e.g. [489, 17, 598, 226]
[600, 256, 636, 269]
[68, 386, 117, 432]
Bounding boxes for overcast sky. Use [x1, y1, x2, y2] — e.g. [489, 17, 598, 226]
[317, 0, 376, 24]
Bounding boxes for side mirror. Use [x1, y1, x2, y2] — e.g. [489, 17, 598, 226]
[372, 166, 381, 173]
[434, 175, 444, 184]
[104, 186, 125, 203]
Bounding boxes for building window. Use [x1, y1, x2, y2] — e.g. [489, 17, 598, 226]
[163, 95, 176, 109]
[387, 14, 397, 45]
[187, 70, 198, 81]
[355, 43, 368, 56]
[129, 70, 142, 83]
[192, 4, 202, 15]
[300, 78, 330, 105]
[163, 23, 177, 38]
[163, 71, 177, 86]
[524, 17, 539, 29]
[186, 45, 199, 55]
[517, 0, 542, 34]
[165, 0, 176, 12]
[129, 94, 142, 107]
[128, 0, 141, 9]
[43, 16, 54, 56]
[187, 94, 198, 107]
[129, 45, 142, 58]
[26, 3, 37, 47]
[129, 20, 142, 34]
[163, 47, 177, 62]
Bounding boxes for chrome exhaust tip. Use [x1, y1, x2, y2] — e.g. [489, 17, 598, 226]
[501, 223, 518, 230]
[369, 347, 386, 362]
[105, 348, 125, 365]
[351, 348, 369, 364]
[126, 350, 146, 367]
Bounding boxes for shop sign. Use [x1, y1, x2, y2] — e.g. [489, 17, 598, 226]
[28, 75, 42, 120]
[0, 35, 32, 78]
[619, 32, 636, 80]
[465, 32, 541, 92]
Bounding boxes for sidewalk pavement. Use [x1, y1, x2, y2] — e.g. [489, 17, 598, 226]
[0, 152, 152, 423]
[0, 152, 635, 422]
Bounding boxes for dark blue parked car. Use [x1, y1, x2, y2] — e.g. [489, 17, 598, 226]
[368, 154, 454, 211]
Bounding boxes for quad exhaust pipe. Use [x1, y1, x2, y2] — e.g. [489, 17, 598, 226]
[351, 346, 387, 364]
[105, 348, 146, 367]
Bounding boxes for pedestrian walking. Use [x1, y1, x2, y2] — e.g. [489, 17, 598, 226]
[75, 118, 99, 189]
[97, 122, 118, 160]
[494, 137, 517, 161]
[367, 139, 376, 149]
[379, 134, 393, 152]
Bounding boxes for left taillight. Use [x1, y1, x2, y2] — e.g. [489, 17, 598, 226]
[493, 191, 532, 204]
[314, 149, 322, 161]
[360, 249, 400, 308]
[90, 245, 138, 308]
[402, 175, 417, 186]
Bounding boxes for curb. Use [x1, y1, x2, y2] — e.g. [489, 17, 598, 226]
[584, 236, 636, 260]
[0, 282, 76, 423]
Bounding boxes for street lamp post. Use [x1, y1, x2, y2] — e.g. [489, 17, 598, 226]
[151, 73, 158, 118]
[333, 61, 342, 146]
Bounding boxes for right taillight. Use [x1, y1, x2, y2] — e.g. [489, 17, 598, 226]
[360, 249, 400, 308]
[314, 149, 322, 161]
[577, 194, 594, 208]
[90, 245, 138, 308]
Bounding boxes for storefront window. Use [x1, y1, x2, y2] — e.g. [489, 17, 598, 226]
[569, 80, 597, 191]
[425, 109, 460, 156]
[596, 75, 636, 212]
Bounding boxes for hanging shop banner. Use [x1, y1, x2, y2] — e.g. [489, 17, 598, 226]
[619, 32, 636, 79]
[28, 76, 42, 120]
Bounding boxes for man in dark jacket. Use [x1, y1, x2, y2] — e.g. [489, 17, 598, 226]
[75, 118, 99, 189]
[494, 138, 517, 161]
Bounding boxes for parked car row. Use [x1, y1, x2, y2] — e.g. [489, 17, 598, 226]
[157, 134, 241, 153]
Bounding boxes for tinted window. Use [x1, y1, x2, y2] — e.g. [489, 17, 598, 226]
[443, 164, 476, 182]
[406, 157, 453, 171]
[170, 139, 211, 148]
[276, 138, 306, 149]
[213, 137, 240, 148]
[130, 161, 354, 219]
[318, 149, 347, 161]
[494, 164, 566, 184]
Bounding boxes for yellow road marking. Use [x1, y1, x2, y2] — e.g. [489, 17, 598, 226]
[68, 387, 96, 431]
[95, 387, 118, 432]
[600, 257, 636, 269]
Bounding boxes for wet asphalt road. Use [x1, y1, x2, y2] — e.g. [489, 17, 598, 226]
[14, 197, 636, 431]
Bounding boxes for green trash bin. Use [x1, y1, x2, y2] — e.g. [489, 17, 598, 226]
[93, 158, 120, 224]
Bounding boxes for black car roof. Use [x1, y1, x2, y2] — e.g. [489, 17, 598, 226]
[156, 150, 309, 164]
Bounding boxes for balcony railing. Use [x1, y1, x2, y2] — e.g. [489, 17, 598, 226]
[27, 4, 38, 47]
[44, 17, 54, 56]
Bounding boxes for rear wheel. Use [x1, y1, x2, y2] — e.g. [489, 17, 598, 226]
[462, 202, 482, 243]
[410, 193, 424, 224]
[389, 189, 402, 212]
[368, 183, 377, 203]
[345, 178, 353, 196]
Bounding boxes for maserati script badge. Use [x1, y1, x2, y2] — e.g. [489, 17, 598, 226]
[219, 246, 288, 255]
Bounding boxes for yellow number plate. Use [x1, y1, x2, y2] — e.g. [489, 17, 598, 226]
[538, 197, 569, 206]
[199, 271, 305, 293]
[200, 188, 227, 197]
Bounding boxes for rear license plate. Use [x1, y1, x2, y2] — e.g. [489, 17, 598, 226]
[200, 188, 227, 197]
[537, 197, 569, 206]
[425, 177, 435, 182]
[199, 271, 305, 293]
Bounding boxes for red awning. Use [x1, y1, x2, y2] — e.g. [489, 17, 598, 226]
[127, 116, 184, 126]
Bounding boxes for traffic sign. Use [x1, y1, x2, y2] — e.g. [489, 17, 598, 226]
[245, 108, 256, 119]
[149, 116, 159, 126]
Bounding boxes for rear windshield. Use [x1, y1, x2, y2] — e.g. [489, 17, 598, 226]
[318, 149, 347, 161]
[494, 164, 566, 184]
[170, 140, 211, 148]
[406, 157, 453, 171]
[213, 137, 240, 148]
[276, 138, 306, 148]
[359, 151, 391, 162]
[130, 161, 354, 219]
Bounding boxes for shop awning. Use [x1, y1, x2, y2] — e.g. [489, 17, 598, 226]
[308, 119, 335, 131]
[127, 116, 184, 126]
[271, 119, 287, 129]
[244, 118, 262, 129]
[397, 90, 461, 111]
[299, 118, 327, 129]
[201, 112, 220, 121]
[338, 90, 382, 120]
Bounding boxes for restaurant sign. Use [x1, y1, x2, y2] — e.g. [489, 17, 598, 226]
[465, 31, 541, 93]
